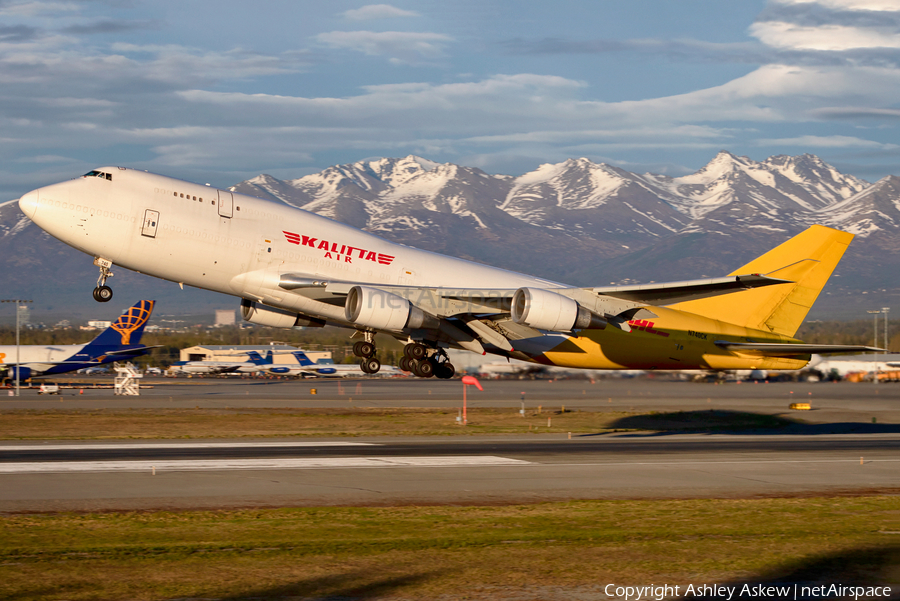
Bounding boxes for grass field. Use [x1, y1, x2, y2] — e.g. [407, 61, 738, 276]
[0, 407, 797, 439]
[1, 497, 898, 600]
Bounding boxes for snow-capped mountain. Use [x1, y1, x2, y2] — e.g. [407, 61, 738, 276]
[1, 152, 897, 318]
[233, 151, 892, 245]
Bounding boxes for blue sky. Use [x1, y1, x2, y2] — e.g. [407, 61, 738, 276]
[3, 0, 900, 200]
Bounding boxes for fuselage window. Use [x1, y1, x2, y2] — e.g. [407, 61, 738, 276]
[180, 193, 184, 198]
[173, 192, 177, 197]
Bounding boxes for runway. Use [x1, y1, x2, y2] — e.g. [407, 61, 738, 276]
[1, 433, 897, 512]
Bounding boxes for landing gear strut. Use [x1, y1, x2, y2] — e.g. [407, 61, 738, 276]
[92, 258, 114, 303]
[353, 332, 381, 374]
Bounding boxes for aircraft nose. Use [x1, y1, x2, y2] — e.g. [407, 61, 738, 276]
[18, 189, 39, 220]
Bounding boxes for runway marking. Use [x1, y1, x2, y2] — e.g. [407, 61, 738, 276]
[0, 456, 531, 473]
[0, 442, 378, 451]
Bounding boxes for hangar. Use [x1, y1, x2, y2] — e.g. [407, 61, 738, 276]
[179, 345, 331, 366]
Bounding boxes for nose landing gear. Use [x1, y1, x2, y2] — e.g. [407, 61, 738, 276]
[92, 258, 114, 303]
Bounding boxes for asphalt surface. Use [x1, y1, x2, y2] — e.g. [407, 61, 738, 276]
[1, 377, 898, 511]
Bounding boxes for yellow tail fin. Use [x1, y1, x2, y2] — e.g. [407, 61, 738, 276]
[670, 225, 853, 337]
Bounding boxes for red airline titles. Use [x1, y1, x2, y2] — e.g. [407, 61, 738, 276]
[627, 319, 670, 337]
[283, 231, 395, 266]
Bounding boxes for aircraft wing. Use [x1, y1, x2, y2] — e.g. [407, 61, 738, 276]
[295, 274, 798, 356]
[589, 274, 792, 304]
[715, 341, 885, 356]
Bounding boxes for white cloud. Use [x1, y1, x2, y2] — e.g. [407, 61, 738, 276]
[0, 1, 78, 17]
[754, 134, 899, 148]
[341, 4, 419, 20]
[770, 0, 900, 10]
[750, 21, 900, 50]
[315, 30, 453, 64]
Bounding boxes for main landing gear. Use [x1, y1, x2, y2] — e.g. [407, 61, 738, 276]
[92, 258, 114, 303]
[353, 337, 381, 374]
[398, 343, 455, 379]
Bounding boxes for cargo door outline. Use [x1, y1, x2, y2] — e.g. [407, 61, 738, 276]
[218, 190, 233, 218]
[141, 209, 160, 238]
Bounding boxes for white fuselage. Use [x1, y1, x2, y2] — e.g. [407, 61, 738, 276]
[19, 168, 556, 326]
[170, 361, 266, 374]
[0, 344, 88, 366]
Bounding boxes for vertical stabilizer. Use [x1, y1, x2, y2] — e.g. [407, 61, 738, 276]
[87, 300, 155, 347]
[669, 226, 853, 337]
[292, 351, 314, 366]
[246, 350, 274, 365]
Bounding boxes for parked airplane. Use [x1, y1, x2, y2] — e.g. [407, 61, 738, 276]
[169, 350, 273, 375]
[18, 168, 881, 378]
[262, 351, 403, 377]
[0, 299, 156, 382]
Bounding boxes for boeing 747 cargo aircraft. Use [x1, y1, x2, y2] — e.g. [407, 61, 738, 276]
[17, 168, 880, 378]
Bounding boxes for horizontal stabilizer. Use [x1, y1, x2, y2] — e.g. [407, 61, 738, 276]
[104, 345, 163, 356]
[715, 341, 885, 357]
[592, 274, 792, 305]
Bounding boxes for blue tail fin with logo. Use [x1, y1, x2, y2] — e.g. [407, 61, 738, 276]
[245, 350, 274, 365]
[85, 300, 155, 348]
[292, 351, 315, 366]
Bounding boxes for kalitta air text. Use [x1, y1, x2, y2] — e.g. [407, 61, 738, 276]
[283, 231, 395, 266]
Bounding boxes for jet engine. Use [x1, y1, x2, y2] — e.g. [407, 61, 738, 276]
[5, 365, 32, 381]
[240, 300, 325, 328]
[344, 286, 438, 331]
[511, 287, 607, 332]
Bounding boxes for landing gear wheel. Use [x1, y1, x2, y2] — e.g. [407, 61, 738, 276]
[93, 258, 114, 302]
[357, 341, 376, 358]
[434, 363, 455, 379]
[413, 358, 434, 378]
[398, 357, 413, 372]
[93, 285, 113, 303]
[360, 357, 381, 374]
[404, 343, 427, 360]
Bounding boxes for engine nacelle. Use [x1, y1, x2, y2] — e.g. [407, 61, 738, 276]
[511, 287, 607, 332]
[240, 300, 325, 328]
[6, 365, 32, 381]
[345, 286, 438, 331]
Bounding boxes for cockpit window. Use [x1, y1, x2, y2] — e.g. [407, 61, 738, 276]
[82, 170, 112, 180]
